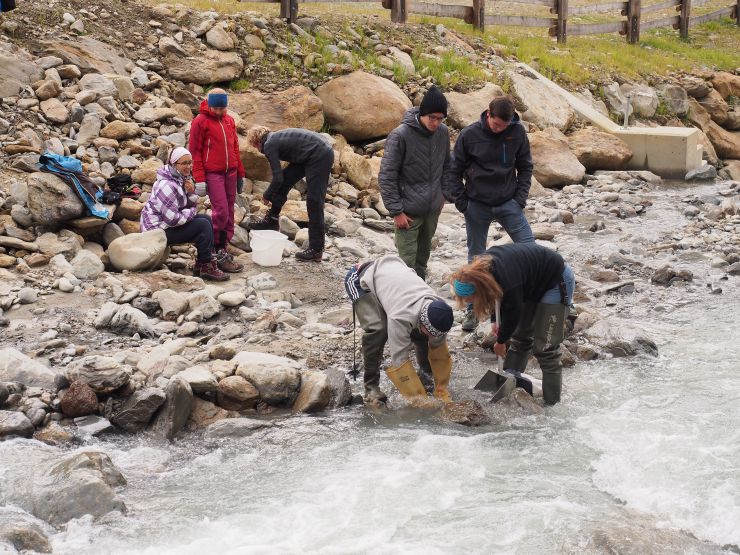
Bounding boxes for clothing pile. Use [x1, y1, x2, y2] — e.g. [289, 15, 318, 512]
[38, 153, 109, 219]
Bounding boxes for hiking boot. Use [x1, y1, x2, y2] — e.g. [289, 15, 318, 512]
[364, 385, 388, 404]
[249, 213, 279, 231]
[194, 260, 229, 282]
[216, 249, 243, 273]
[461, 307, 477, 332]
[295, 247, 323, 262]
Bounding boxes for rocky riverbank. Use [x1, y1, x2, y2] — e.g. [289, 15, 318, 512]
[1, 0, 740, 550]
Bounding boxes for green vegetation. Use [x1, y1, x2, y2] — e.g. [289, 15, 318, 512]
[412, 50, 490, 89]
[228, 78, 251, 91]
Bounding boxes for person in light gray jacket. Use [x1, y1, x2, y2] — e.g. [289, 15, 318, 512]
[379, 86, 452, 280]
[344, 255, 454, 404]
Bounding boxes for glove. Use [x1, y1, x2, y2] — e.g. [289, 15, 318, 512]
[236, 177, 244, 194]
[195, 182, 208, 197]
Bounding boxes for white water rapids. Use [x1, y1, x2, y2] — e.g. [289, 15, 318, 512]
[3, 181, 739, 554]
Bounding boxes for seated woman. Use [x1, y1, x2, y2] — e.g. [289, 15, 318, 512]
[450, 242, 575, 405]
[140, 147, 228, 281]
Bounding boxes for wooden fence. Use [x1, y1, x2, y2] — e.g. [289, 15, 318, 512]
[271, 0, 739, 43]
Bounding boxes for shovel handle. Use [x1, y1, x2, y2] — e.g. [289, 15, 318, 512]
[495, 301, 504, 373]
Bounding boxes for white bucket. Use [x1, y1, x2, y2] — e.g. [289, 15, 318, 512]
[250, 230, 289, 267]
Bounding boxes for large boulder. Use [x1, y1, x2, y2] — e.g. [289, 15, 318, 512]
[165, 50, 244, 85]
[709, 71, 740, 100]
[707, 123, 740, 159]
[602, 82, 632, 119]
[107, 230, 168, 271]
[0, 444, 126, 526]
[27, 172, 85, 225]
[659, 85, 689, 116]
[340, 147, 372, 190]
[316, 71, 411, 141]
[234, 351, 302, 405]
[60, 381, 99, 417]
[696, 89, 728, 125]
[187, 397, 237, 429]
[0, 42, 44, 98]
[150, 376, 193, 440]
[65, 355, 131, 394]
[238, 136, 272, 182]
[446, 82, 505, 129]
[0, 348, 57, 389]
[0, 411, 34, 439]
[583, 320, 658, 358]
[292, 371, 330, 413]
[229, 86, 324, 132]
[110, 387, 166, 432]
[567, 128, 633, 172]
[530, 131, 586, 187]
[506, 71, 576, 132]
[176, 366, 218, 394]
[41, 37, 131, 75]
[94, 302, 156, 337]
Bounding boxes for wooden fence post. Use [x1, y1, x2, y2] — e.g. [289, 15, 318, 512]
[557, 0, 568, 43]
[280, 0, 299, 23]
[679, 0, 691, 38]
[391, 0, 408, 23]
[626, 0, 641, 43]
[473, 0, 485, 31]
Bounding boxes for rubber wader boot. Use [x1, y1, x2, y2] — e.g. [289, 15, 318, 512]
[413, 340, 435, 394]
[428, 341, 452, 403]
[364, 385, 388, 404]
[532, 303, 567, 405]
[503, 301, 538, 373]
[386, 360, 428, 400]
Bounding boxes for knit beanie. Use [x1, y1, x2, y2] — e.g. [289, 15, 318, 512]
[420, 299, 454, 337]
[419, 85, 448, 117]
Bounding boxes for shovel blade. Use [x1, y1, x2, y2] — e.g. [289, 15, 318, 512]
[473, 370, 515, 402]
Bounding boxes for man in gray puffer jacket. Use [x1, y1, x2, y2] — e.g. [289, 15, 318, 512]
[379, 86, 452, 280]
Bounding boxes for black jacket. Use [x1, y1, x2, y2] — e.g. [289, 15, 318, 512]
[486, 243, 565, 344]
[446, 111, 533, 212]
[262, 128, 333, 189]
[379, 108, 452, 217]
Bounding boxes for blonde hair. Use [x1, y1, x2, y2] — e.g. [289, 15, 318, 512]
[209, 87, 227, 95]
[247, 125, 271, 149]
[449, 256, 503, 321]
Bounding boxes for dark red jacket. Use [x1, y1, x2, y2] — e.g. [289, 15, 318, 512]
[189, 100, 245, 183]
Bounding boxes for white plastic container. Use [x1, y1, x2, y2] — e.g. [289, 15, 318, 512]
[250, 230, 289, 267]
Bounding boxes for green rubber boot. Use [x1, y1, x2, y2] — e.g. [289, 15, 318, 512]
[532, 303, 567, 405]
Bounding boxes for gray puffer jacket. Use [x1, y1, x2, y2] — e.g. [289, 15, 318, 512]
[378, 108, 452, 217]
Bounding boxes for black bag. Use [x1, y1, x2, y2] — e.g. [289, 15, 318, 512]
[1, 0, 17, 12]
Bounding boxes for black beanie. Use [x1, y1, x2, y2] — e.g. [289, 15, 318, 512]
[421, 300, 454, 337]
[419, 85, 448, 117]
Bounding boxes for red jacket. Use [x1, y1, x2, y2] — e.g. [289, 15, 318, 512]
[189, 100, 246, 183]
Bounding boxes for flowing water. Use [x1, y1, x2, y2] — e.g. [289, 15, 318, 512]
[4, 181, 740, 554]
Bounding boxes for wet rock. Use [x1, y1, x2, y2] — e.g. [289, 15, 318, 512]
[235, 351, 302, 406]
[0, 410, 34, 439]
[325, 367, 352, 408]
[441, 400, 490, 426]
[0, 510, 52, 553]
[60, 381, 99, 417]
[0, 348, 57, 389]
[151, 376, 193, 440]
[217, 375, 260, 411]
[292, 371, 330, 413]
[499, 388, 544, 415]
[685, 165, 717, 181]
[107, 230, 168, 271]
[583, 320, 658, 358]
[0, 384, 8, 407]
[33, 422, 75, 446]
[205, 417, 273, 439]
[27, 172, 85, 225]
[74, 415, 114, 436]
[316, 71, 412, 141]
[187, 397, 237, 429]
[110, 387, 166, 432]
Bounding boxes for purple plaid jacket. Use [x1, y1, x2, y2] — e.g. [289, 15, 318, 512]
[140, 165, 199, 231]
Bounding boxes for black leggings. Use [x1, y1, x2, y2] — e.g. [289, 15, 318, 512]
[164, 214, 214, 262]
[270, 148, 334, 251]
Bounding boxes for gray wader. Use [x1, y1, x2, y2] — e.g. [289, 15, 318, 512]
[503, 302, 567, 405]
[353, 292, 388, 400]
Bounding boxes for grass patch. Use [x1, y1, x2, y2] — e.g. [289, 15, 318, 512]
[414, 50, 489, 89]
[228, 78, 251, 91]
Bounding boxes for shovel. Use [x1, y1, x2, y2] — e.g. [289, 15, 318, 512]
[473, 301, 515, 401]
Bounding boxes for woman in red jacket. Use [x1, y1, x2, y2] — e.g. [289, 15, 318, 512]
[189, 88, 245, 273]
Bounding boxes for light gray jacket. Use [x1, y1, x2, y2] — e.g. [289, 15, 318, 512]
[378, 108, 452, 217]
[360, 255, 446, 367]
